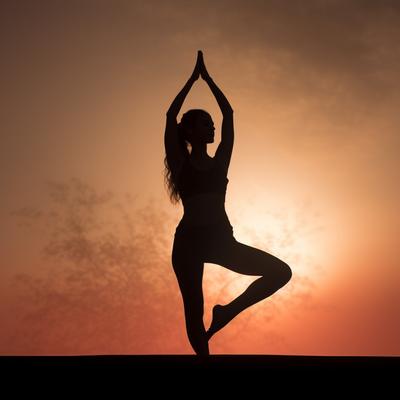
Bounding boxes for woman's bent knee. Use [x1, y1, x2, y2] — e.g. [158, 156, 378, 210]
[280, 262, 292, 285]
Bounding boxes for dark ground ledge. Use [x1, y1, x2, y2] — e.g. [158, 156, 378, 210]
[1, 355, 398, 393]
[1, 354, 398, 369]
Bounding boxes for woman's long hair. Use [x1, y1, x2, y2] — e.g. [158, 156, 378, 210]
[163, 109, 211, 204]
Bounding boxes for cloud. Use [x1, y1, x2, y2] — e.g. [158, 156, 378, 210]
[6, 178, 182, 354]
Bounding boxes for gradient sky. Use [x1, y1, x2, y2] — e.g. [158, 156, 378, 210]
[1, 0, 399, 355]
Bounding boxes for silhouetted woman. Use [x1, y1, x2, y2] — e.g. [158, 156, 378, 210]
[164, 51, 292, 355]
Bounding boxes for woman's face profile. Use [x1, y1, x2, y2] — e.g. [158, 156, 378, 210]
[190, 114, 215, 144]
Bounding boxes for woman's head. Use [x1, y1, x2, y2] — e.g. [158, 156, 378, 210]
[164, 109, 214, 204]
[178, 109, 215, 147]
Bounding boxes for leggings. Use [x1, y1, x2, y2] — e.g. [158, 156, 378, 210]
[171, 219, 292, 355]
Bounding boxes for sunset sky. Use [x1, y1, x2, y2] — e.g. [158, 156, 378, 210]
[1, 0, 399, 355]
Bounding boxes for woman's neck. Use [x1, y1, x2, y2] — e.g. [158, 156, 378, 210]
[190, 146, 209, 160]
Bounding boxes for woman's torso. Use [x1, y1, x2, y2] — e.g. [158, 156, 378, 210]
[177, 155, 231, 227]
[180, 192, 230, 226]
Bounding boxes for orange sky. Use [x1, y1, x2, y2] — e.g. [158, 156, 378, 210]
[1, 0, 399, 355]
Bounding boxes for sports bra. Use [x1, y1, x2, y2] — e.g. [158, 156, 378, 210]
[177, 155, 229, 202]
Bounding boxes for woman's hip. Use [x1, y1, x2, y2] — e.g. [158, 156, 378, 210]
[172, 219, 235, 261]
[174, 218, 234, 240]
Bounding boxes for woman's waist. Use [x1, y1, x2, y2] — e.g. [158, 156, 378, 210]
[182, 192, 226, 207]
[180, 207, 230, 225]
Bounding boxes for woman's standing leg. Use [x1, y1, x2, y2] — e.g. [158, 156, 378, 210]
[172, 234, 209, 355]
[204, 236, 292, 339]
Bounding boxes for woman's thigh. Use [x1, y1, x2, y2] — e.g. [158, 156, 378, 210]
[172, 232, 204, 295]
[204, 237, 288, 277]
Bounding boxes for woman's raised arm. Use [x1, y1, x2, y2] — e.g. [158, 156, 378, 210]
[197, 51, 234, 170]
[198, 51, 233, 115]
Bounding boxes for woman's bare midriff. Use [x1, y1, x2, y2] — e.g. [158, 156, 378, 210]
[181, 192, 230, 226]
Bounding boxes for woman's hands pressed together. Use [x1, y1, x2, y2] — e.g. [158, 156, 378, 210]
[197, 50, 212, 82]
[189, 50, 212, 83]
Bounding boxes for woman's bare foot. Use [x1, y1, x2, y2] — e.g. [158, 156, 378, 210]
[206, 304, 232, 340]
